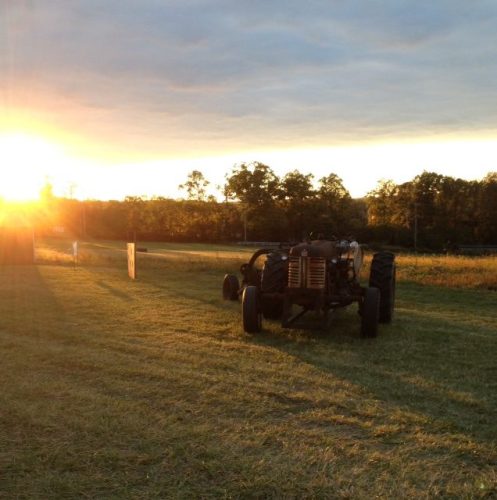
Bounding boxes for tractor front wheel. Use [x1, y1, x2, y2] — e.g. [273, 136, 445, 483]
[361, 287, 380, 338]
[242, 286, 262, 333]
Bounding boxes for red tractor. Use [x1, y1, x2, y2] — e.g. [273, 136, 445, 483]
[223, 238, 395, 337]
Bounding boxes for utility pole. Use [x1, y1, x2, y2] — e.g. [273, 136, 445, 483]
[81, 202, 87, 238]
[68, 182, 77, 199]
[414, 202, 419, 253]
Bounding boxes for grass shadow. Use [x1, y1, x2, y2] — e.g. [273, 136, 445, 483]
[95, 280, 132, 301]
[0, 264, 71, 357]
[248, 283, 497, 444]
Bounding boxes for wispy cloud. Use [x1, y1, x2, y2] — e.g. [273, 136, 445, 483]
[2, 0, 497, 158]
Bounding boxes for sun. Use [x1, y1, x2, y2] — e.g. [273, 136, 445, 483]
[0, 133, 63, 201]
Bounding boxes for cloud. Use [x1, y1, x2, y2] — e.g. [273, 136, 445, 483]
[2, 0, 497, 159]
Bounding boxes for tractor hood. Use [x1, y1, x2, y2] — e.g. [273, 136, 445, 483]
[289, 241, 340, 260]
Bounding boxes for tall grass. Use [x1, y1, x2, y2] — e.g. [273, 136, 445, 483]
[389, 253, 497, 289]
[37, 239, 497, 290]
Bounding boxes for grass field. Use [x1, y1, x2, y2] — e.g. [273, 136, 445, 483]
[1, 240, 496, 498]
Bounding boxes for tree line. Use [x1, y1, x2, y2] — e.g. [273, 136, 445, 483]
[367, 171, 497, 248]
[36, 163, 497, 250]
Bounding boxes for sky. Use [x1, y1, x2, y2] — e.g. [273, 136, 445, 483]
[1, 0, 497, 200]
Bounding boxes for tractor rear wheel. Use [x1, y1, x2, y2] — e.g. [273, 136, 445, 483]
[222, 274, 239, 301]
[369, 251, 396, 323]
[261, 253, 287, 292]
[260, 253, 287, 319]
[242, 286, 262, 333]
[361, 287, 380, 338]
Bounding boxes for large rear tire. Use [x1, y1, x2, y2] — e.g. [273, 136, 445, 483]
[242, 286, 262, 333]
[222, 274, 239, 301]
[361, 287, 380, 338]
[369, 252, 396, 323]
[260, 253, 287, 319]
[261, 253, 287, 292]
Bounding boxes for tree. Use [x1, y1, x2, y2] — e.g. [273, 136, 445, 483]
[124, 196, 145, 241]
[280, 170, 315, 201]
[318, 173, 350, 202]
[432, 177, 479, 243]
[279, 170, 315, 240]
[477, 172, 497, 243]
[39, 179, 54, 203]
[179, 170, 210, 201]
[366, 180, 398, 226]
[224, 162, 281, 241]
[224, 162, 280, 207]
[315, 173, 352, 235]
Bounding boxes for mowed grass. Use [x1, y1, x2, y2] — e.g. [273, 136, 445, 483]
[1, 241, 496, 498]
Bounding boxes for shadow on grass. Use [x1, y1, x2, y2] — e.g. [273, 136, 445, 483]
[95, 280, 132, 301]
[248, 283, 497, 444]
[0, 264, 66, 340]
[135, 268, 231, 307]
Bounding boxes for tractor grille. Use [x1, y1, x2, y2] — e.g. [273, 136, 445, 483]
[307, 257, 326, 289]
[288, 256, 326, 289]
[288, 257, 301, 288]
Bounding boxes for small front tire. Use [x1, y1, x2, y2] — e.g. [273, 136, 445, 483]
[242, 286, 262, 333]
[222, 274, 239, 301]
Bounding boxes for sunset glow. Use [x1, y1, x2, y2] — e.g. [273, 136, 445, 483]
[0, 134, 59, 200]
[2, 1, 497, 201]
[1, 130, 497, 202]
